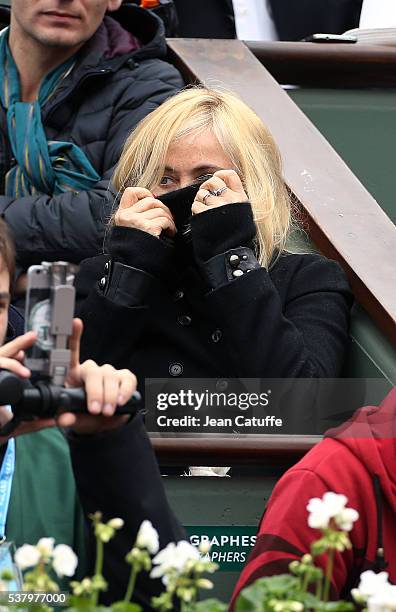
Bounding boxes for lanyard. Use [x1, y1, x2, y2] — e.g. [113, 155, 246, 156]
[0, 407, 15, 541]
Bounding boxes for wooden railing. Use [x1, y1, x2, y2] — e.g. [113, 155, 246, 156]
[151, 434, 320, 467]
[247, 41, 396, 88]
[167, 39, 396, 345]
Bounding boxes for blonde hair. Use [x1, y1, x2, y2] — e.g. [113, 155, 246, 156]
[113, 87, 293, 267]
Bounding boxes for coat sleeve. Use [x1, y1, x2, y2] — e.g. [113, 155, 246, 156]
[190, 203, 353, 378]
[0, 61, 183, 267]
[68, 414, 185, 608]
[230, 468, 354, 609]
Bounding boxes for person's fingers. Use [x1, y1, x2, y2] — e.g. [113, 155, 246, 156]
[213, 169, 246, 194]
[80, 360, 104, 414]
[0, 331, 37, 359]
[128, 197, 174, 216]
[0, 357, 31, 378]
[134, 215, 177, 237]
[118, 187, 153, 210]
[57, 412, 77, 428]
[199, 175, 227, 195]
[191, 200, 208, 215]
[195, 187, 215, 205]
[115, 370, 137, 406]
[68, 319, 83, 371]
[15, 350, 25, 363]
[101, 365, 119, 416]
[139, 207, 174, 223]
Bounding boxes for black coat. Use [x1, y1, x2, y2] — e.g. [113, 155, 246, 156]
[77, 203, 352, 390]
[70, 414, 185, 609]
[0, 4, 183, 268]
[173, 0, 363, 41]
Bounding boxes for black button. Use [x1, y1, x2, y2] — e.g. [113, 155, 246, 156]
[177, 314, 192, 326]
[216, 379, 228, 392]
[99, 276, 106, 289]
[211, 329, 222, 343]
[229, 254, 240, 268]
[174, 289, 184, 301]
[104, 261, 110, 273]
[169, 363, 183, 377]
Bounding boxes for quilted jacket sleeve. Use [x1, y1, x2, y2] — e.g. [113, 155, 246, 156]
[0, 60, 183, 267]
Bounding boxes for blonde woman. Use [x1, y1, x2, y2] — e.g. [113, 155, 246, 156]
[77, 87, 352, 392]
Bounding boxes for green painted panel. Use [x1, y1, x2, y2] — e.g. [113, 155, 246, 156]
[288, 88, 396, 224]
[164, 472, 289, 601]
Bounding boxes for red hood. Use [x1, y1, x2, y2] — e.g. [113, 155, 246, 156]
[326, 387, 396, 515]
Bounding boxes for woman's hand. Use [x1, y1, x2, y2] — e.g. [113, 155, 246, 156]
[114, 187, 177, 238]
[192, 170, 248, 215]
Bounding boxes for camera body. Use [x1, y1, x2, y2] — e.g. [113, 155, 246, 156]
[25, 262, 76, 385]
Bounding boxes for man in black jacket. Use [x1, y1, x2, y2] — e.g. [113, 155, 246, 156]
[0, 0, 183, 296]
[173, 0, 363, 40]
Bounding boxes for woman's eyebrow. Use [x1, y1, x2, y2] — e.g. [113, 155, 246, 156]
[163, 164, 223, 173]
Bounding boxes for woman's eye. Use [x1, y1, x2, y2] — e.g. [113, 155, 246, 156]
[159, 176, 174, 186]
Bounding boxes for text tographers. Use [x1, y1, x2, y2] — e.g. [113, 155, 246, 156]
[156, 414, 283, 429]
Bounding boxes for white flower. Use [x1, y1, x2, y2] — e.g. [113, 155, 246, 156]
[367, 583, 396, 611]
[52, 544, 78, 578]
[36, 537, 55, 557]
[14, 545, 41, 570]
[307, 492, 359, 531]
[136, 520, 159, 555]
[352, 570, 390, 600]
[198, 540, 211, 554]
[151, 541, 200, 585]
[335, 507, 359, 531]
[107, 518, 124, 530]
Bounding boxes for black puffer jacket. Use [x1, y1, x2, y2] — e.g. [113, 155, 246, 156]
[0, 3, 183, 268]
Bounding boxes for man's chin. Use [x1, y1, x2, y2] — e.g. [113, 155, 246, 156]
[36, 31, 87, 50]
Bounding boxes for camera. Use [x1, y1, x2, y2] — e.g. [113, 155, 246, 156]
[0, 262, 141, 435]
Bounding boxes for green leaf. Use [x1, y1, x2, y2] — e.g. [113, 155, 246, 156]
[189, 599, 228, 612]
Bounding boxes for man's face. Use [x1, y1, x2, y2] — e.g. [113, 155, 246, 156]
[10, 0, 122, 52]
[0, 262, 10, 347]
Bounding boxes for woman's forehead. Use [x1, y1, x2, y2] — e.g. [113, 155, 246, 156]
[164, 131, 233, 171]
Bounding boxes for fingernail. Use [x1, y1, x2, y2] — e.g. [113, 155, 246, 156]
[90, 401, 101, 413]
[117, 394, 125, 405]
[103, 403, 114, 415]
[152, 193, 158, 198]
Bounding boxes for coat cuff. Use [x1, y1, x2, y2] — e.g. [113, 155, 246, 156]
[190, 202, 256, 264]
[201, 247, 261, 290]
[108, 225, 174, 278]
[97, 259, 154, 307]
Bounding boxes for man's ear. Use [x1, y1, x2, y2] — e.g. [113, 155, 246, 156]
[106, 0, 123, 13]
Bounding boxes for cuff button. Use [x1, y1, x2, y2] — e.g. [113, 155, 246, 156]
[229, 254, 240, 267]
[232, 269, 244, 278]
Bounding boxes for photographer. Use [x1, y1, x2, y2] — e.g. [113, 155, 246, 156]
[0, 219, 184, 608]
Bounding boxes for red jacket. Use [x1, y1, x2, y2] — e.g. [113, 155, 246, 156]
[231, 388, 396, 607]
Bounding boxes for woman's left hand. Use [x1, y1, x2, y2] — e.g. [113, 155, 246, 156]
[192, 170, 248, 215]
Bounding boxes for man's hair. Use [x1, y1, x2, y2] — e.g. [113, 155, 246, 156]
[0, 219, 15, 289]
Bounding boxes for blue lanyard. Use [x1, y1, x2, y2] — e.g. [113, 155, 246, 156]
[0, 407, 15, 541]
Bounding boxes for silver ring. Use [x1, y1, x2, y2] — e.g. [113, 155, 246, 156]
[213, 186, 227, 197]
[202, 191, 212, 205]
